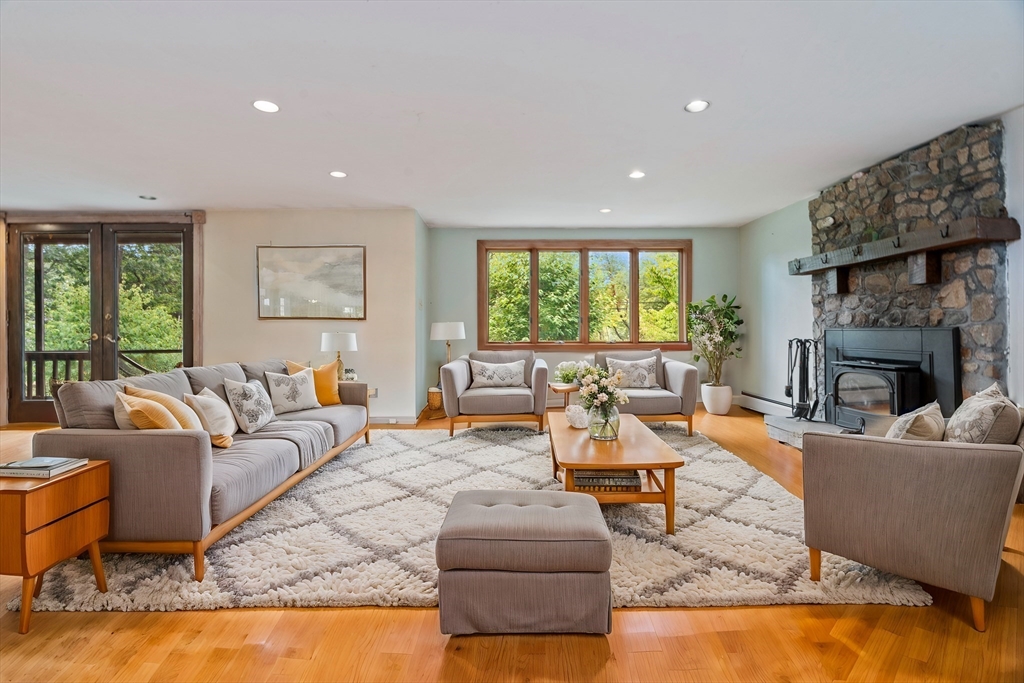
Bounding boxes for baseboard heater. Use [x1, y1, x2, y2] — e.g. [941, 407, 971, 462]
[740, 391, 790, 407]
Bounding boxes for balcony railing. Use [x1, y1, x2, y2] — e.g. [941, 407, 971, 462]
[23, 349, 182, 399]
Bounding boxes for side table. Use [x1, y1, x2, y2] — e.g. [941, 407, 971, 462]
[548, 382, 580, 408]
[0, 460, 110, 634]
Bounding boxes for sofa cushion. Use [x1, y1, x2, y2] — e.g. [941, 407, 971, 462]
[436, 490, 612, 572]
[58, 373, 192, 430]
[469, 359, 527, 388]
[595, 349, 664, 388]
[235, 420, 332, 469]
[469, 350, 535, 387]
[459, 387, 534, 415]
[886, 401, 945, 441]
[619, 388, 681, 415]
[184, 363, 246, 403]
[209, 438, 300, 524]
[607, 356, 659, 388]
[276, 405, 367, 447]
[241, 359, 288, 394]
[944, 383, 1022, 445]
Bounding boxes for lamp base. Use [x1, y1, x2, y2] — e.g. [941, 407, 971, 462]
[336, 352, 344, 381]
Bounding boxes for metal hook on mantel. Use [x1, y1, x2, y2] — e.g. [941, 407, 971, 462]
[852, 245, 863, 256]
[893, 236, 901, 248]
[821, 253, 829, 265]
[940, 224, 951, 238]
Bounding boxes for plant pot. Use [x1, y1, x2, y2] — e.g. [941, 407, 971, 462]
[588, 404, 620, 440]
[701, 384, 733, 416]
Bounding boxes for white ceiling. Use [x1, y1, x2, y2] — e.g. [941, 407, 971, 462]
[1, 1, 1022, 228]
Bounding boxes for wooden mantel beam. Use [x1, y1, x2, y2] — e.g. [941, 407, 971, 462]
[788, 216, 1020, 277]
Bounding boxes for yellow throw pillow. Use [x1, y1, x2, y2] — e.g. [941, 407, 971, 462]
[286, 360, 341, 406]
[116, 393, 182, 430]
[125, 385, 203, 430]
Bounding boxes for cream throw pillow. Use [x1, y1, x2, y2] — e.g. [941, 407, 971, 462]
[885, 402, 945, 441]
[944, 382, 1022, 444]
[115, 393, 182, 430]
[124, 385, 203, 430]
[183, 388, 238, 448]
[223, 378, 275, 434]
[607, 357, 659, 388]
[286, 360, 341, 406]
[469, 359, 527, 388]
[265, 367, 321, 414]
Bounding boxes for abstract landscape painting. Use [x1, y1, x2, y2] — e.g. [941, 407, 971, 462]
[257, 245, 366, 319]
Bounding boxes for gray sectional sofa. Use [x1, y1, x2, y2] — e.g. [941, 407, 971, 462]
[36, 360, 370, 580]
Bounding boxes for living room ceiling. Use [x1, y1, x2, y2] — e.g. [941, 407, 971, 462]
[1, 1, 1021, 228]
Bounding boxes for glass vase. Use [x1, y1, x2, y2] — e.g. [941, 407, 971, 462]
[588, 404, 621, 440]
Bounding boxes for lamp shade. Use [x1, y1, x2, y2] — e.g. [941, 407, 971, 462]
[321, 332, 358, 353]
[430, 322, 466, 341]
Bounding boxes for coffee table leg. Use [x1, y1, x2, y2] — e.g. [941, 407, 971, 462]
[565, 468, 575, 491]
[665, 468, 675, 534]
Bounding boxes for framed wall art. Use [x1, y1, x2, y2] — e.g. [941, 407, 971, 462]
[257, 245, 366, 320]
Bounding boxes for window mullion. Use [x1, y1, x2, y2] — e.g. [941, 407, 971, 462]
[629, 249, 640, 345]
[581, 248, 589, 345]
[529, 249, 539, 345]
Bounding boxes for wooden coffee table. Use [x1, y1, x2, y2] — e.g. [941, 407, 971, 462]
[548, 412, 685, 534]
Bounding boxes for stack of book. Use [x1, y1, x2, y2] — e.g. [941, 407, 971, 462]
[0, 457, 89, 479]
[572, 469, 642, 492]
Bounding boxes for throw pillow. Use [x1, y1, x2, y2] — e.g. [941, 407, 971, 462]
[286, 359, 341, 406]
[885, 401, 945, 441]
[115, 393, 182, 430]
[469, 359, 527, 388]
[265, 367, 321, 414]
[113, 392, 138, 430]
[124, 385, 203, 430]
[223, 378, 276, 434]
[944, 382, 1022, 445]
[607, 356, 658, 388]
[183, 388, 238, 448]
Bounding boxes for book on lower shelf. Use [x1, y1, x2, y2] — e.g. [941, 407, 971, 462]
[0, 457, 89, 479]
[572, 469, 643, 491]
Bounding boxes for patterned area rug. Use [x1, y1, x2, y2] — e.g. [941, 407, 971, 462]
[14, 427, 930, 612]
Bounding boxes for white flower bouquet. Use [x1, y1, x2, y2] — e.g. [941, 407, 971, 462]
[554, 361, 583, 384]
[576, 364, 629, 411]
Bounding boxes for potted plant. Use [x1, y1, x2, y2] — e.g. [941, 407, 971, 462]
[554, 361, 582, 384]
[576, 364, 629, 440]
[686, 294, 743, 416]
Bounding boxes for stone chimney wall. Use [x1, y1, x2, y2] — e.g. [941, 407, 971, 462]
[809, 122, 1008, 399]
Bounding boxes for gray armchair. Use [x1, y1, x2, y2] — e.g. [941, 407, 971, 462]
[803, 430, 1024, 631]
[593, 350, 699, 434]
[441, 350, 548, 436]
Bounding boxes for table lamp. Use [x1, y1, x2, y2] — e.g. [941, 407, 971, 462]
[430, 322, 465, 365]
[321, 332, 358, 380]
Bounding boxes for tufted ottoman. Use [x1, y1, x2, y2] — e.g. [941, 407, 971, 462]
[435, 490, 613, 635]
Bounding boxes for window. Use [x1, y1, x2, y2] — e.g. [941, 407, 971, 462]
[477, 240, 692, 351]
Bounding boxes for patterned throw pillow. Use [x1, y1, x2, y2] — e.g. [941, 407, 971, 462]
[944, 383, 1022, 445]
[265, 367, 321, 414]
[223, 378, 276, 434]
[607, 357, 658, 388]
[885, 401, 945, 441]
[470, 359, 527, 388]
[183, 388, 238, 448]
[286, 360, 341, 406]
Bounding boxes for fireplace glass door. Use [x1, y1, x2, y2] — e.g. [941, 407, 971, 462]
[835, 371, 893, 415]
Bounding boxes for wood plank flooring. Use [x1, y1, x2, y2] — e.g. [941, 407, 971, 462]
[1, 408, 1021, 682]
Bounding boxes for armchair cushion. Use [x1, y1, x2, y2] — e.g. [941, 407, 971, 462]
[459, 387, 534, 415]
[594, 349, 664, 387]
[469, 358, 527, 388]
[469, 350, 535, 387]
[607, 356, 658, 388]
[618, 389, 681, 415]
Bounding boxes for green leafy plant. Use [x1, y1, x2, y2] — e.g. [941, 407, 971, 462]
[685, 295, 743, 387]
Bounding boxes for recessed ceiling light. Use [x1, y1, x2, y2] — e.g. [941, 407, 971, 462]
[329, 171, 347, 178]
[629, 171, 645, 179]
[252, 100, 280, 113]
[139, 195, 157, 201]
[599, 208, 612, 213]
[684, 100, 710, 113]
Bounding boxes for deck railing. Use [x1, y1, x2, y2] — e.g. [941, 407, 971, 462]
[23, 349, 182, 399]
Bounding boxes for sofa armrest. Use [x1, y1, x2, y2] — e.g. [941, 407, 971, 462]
[802, 432, 1024, 600]
[664, 360, 699, 415]
[32, 429, 214, 543]
[441, 359, 471, 417]
[531, 359, 549, 416]
[339, 381, 369, 408]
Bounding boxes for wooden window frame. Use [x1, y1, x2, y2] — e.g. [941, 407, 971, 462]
[477, 239, 693, 352]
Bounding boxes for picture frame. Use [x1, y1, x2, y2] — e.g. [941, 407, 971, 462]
[256, 245, 366, 320]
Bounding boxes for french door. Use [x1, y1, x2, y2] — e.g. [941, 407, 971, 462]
[6, 223, 193, 422]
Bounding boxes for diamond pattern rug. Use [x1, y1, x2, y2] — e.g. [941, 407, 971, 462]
[13, 426, 930, 612]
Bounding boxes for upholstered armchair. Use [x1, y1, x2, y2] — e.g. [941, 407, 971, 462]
[593, 350, 699, 434]
[803, 430, 1024, 631]
[441, 350, 548, 436]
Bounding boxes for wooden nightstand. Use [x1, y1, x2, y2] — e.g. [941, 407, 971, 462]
[0, 460, 110, 634]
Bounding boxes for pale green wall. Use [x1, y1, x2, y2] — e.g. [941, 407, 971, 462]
[735, 199, 813, 409]
[426, 227, 742, 391]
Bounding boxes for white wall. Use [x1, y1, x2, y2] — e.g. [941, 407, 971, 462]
[1003, 105, 1024, 403]
[426, 227, 741, 402]
[203, 209, 422, 423]
[735, 199, 814, 414]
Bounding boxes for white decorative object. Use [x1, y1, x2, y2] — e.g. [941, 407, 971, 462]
[701, 384, 733, 415]
[565, 404, 589, 429]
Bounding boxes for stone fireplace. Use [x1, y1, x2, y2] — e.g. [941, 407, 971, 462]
[808, 122, 1011, 411]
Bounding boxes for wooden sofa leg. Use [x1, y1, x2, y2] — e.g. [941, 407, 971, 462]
[364, 429, 371, 444]
[193, 542, 205, 582]
[685, 414, 693, 435]
[970, 596, 986, 632]
[809, 548, 821, 581]
[449, 419, 456, 437]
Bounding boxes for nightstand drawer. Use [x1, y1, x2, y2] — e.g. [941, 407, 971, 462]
[20, 463, 109, 533]
[20, 499, 109, 576]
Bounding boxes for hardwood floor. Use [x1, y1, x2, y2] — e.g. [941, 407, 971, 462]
[1, 408, 1021, 682]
